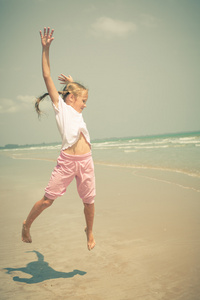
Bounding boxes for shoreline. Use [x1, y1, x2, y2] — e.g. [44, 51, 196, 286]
[3, 152, 200, 193]
[1, 129, 200, 150]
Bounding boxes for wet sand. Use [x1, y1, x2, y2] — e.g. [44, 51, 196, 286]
[0, 158, 200, 300]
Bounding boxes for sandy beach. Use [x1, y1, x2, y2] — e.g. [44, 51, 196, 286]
[0, 157, 200, 300]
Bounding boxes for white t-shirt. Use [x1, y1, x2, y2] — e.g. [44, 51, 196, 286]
[52, 95, 91, 150]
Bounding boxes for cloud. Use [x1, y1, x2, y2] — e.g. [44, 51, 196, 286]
[0, 95, 35, 114]
[91, 17, 137, 38]
[0, 99, 18, 114]
[0, 94, 52, 114]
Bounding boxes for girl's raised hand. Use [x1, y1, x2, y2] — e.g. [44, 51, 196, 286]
[40, 27, 54, 48]
[58, 73, 74, 84]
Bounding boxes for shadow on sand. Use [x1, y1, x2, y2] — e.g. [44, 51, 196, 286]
[4, 250, 86, 284]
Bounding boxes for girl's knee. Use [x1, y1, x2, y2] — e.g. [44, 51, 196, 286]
[43, 196, 54, 208]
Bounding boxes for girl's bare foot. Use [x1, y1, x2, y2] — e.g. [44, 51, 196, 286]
[22, 221, 32, 243]
[85, 227, 95, 251]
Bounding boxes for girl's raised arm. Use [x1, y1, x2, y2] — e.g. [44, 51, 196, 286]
[40, 27, 59, 107]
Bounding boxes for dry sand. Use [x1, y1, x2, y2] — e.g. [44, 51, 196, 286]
[0, 161, 200, 300]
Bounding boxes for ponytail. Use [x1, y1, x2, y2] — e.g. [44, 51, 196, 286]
[35, 92, 49, 117]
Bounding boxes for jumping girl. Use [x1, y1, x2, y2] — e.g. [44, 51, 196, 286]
[22, 27, 96, 251]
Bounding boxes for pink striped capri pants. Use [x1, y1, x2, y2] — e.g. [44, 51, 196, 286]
[44, 151, 96, 204]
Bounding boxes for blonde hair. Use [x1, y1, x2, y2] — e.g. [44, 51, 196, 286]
[35, 82, 87, 117]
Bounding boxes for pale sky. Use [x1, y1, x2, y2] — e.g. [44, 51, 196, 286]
[0, 0, 199, 146]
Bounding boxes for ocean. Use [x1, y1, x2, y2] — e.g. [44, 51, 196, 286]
[0, 131, 200, 193]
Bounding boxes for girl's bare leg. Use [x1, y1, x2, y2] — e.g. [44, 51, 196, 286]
[22, 196, 54, 243]
[84, 203, 95, 250]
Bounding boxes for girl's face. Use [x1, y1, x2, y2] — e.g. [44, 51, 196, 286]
[71, 90, 88, 113]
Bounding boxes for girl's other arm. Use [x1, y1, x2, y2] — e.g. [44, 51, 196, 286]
[58, 73, 74, 84]
[40, 27, 59, 107]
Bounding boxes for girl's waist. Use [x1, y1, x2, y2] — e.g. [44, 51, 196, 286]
[61, 132, 91, 155]
[60, 150, 92, 161]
